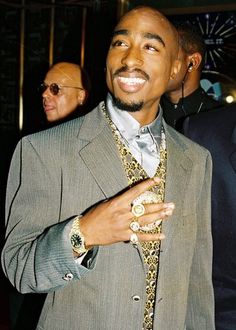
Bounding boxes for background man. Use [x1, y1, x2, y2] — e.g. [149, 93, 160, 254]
[41, 61, 90, 123]
[2, 6, 214, 329]
[183, 104, 236, 330]
[161, 22, 222, 130]
[7, 61, 91, 330]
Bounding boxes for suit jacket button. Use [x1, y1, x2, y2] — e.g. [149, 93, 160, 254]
[132, 295, 141, 302]
[63, 273, 74, 281]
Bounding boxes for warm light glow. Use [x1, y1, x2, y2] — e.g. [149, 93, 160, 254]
[225, 95, 234, 103]
[80, 7, 87, 68]
[19, 0, 25, 132]
[49, 0, 55, 66]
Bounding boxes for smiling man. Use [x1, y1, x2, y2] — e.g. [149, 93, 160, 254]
[106, 8, 179, 124]
[2, 6, 214, 330]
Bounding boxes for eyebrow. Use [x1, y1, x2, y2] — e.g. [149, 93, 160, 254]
[112, 29, 166, 48]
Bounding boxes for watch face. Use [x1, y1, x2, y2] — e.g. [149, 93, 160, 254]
[71, 233, 83, 248]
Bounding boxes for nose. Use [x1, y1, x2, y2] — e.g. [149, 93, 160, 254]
[42, 86, 51, 98]
[121, 46, 143, 68]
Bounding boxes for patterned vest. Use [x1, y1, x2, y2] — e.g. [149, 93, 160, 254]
[103, 108, 167, 329]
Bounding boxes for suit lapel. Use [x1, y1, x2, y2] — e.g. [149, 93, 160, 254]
[78, 103, 128, 198]
[160, 125, 194, 260]
[153, 125, 196, 327]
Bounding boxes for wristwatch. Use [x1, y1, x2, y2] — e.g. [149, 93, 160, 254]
[69, 215, 88, 256]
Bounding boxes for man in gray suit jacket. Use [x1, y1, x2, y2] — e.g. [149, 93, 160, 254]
[1, 6, 215, 330]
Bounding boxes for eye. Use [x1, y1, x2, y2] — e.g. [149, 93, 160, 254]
[144, 43, 159, 52]
[111, 39, 127, 48]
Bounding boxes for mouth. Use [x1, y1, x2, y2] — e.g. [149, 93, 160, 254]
[43, 103, 55, 112]
[116, 76, 146, 93]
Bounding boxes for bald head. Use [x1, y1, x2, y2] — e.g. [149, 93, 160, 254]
[42, 62, 88, 123]
[49, 62, 83, 87]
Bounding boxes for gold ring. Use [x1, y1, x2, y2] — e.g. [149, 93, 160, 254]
[130, 233, 139, 245]
[133, 191, 159, 204]
[132, 191, 162, 232]
[131, 203, 145, 217]
[139, 219, 162, 232]
[129, 220, 140, 232]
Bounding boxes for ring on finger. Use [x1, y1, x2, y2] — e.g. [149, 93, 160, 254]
[140, 219, 162, 232]
[131, 203, 145, 217]
[130, 233, 139, 245]
[129, 220, 140, 232]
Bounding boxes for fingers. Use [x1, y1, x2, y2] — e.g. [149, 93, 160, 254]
[119, 177, 161, 205]
[129, 202, 175, 229]
[81, 177, 174, 247]
[129, 231, 165, 246]
[139, 202, 175, 223]
[103, 177, 162, 219]
[140, 232, 166, 241]
[128, 201, 175, 245]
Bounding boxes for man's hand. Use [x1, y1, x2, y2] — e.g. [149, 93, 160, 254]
[79, 177, 175, 247]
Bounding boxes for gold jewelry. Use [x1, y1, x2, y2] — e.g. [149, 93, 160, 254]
[140, 219, 162, 232]
[132, 191, 163, 232]
[133, 191, 159, 204]
[130, 233, 139, 245]
[129, 220, 140, 232]
[69, 215, 88, 256]
[131, 203, 145, 217]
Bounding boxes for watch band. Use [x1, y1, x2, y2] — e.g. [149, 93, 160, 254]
[69, 215, 88, 256]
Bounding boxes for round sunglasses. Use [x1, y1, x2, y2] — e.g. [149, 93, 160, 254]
[39, 82, 84, 96]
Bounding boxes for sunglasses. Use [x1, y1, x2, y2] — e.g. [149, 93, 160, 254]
[39, 82, 84, 96]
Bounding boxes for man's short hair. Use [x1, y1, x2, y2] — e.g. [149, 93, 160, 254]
[175, 22, 206, 60]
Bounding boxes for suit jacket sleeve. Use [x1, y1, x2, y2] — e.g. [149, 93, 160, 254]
[186, 151, 215, 329]
[1, 136, 97, 294]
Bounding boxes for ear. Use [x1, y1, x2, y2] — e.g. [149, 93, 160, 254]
[170, 59, 181, 80]
[187, 52, 202, 72]
[77, 89, 87, 105]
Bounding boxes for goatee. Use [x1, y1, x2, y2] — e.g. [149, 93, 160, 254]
[112, 96, 143, 112]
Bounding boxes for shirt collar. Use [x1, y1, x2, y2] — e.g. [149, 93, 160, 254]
[106, 93, 163, 142]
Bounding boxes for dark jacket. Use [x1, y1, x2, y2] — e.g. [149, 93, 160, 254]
[183, 104, 236, 330]
[161, 87, 222, 131]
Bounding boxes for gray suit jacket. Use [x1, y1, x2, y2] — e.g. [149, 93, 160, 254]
[2, 102, 215, 329]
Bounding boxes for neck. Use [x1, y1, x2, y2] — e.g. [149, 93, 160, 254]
[166, 89, 183, 104]
[167, 83, 200, 104]
[128, 102, 160, 126]
[107, 93, 160, 126]
[167, 71, 201, 104]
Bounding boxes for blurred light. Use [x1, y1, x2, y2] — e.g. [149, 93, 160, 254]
[225, 95, 234, 103]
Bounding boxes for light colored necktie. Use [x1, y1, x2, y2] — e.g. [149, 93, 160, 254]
[135, 129, 159, 176]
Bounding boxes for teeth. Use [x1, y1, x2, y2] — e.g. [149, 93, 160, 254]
[118, 77, 145, 85]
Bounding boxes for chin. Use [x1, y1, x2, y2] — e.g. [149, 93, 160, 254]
[112, 95, 143, 112]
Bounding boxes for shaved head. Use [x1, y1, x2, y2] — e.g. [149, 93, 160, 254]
[49, 62, 83, 86]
